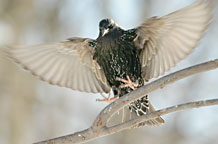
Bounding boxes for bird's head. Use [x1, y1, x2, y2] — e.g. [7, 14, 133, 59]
[98, 18, 119, 38]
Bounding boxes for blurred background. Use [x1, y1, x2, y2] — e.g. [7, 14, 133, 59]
[0, 0, 218, 144]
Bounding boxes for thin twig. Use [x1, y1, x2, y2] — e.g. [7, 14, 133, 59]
[34, 59, 218, 144]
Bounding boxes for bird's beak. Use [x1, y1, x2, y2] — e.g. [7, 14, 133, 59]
[98, 28, 109, 38]
[102, 29, 109, 37]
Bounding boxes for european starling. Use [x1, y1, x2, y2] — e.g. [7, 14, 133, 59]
[6, 0, 211, 126]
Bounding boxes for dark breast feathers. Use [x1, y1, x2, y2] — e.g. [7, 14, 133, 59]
[93, 28, 144, 97]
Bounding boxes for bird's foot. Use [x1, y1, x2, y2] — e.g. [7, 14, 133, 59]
[96, 92, 118, 103]
[116, 76, 138, 90]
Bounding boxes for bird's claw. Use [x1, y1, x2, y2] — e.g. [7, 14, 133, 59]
[116, 76, 138, 90]
[96, 92, 118, 103]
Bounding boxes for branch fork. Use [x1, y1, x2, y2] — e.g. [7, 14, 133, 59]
[34, 59, 218, 144]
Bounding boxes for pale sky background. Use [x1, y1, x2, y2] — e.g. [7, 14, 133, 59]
[0, 0, 218, 144]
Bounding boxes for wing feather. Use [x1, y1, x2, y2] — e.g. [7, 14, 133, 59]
[6, 38, 111, 93]
[135, 0, 212, 80]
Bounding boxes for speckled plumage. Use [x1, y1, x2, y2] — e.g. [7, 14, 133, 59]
[93, 28, 143, 95]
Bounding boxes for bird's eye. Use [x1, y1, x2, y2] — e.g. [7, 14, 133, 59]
[108, 25, 113, 29]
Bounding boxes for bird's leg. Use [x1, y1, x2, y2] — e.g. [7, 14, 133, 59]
[116, 76, 139, 90]
[96, 92, 118, 103]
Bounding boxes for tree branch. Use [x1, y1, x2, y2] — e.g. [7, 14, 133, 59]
[34, 59, 218, 144]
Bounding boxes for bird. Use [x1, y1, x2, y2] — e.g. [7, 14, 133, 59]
[5, 0, 212, 127]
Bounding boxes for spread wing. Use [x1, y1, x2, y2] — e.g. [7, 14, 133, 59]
[134, 0, 212, 81]
[6, 38, 111, 93]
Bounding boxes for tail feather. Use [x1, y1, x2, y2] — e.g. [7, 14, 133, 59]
[121, 95, 164, 127]
[139, 101, 164, 126]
